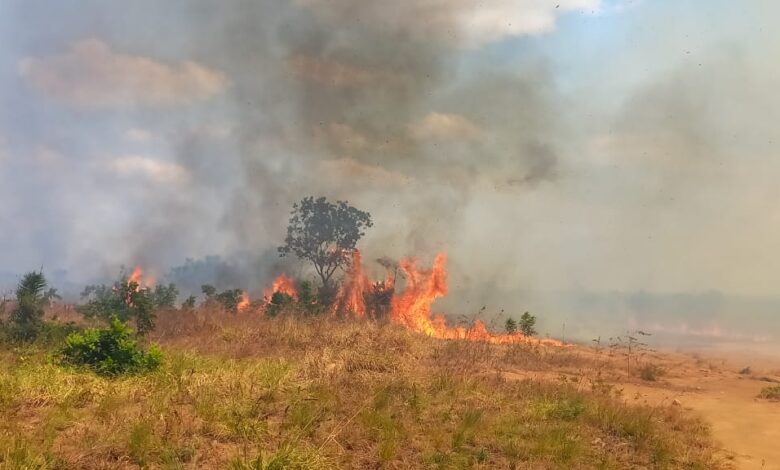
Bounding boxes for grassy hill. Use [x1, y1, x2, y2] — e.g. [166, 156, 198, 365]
[0, 311, 725, 469]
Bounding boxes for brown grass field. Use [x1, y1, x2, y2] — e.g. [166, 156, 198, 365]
[3, 307, 774, 469]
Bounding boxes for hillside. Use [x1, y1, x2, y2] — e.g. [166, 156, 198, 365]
[0, 311, 727, 469]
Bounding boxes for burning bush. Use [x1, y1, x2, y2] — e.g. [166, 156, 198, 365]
[77, 267, 161, 335]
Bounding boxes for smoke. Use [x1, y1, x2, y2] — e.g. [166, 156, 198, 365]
[6, 0, 780, 342]
[120, 0, 574, 284]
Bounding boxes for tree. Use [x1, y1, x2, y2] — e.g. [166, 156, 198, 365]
[9, 271, 50, 341]
[180, 295, 197, 311]
[215, 288, 243, 314]
[152, 283, 178, 309]
[518, 312, 537, 337]
[201, 284, 216, 298]
[296, 280, 319, 315]
[279, 196, 372, 288]
[77, 270, 157, 336]
[505, 317, 517, 334]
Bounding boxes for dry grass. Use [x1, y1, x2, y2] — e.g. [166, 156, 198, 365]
[757, 385, 780, 401]
[0, 311, 727, 469]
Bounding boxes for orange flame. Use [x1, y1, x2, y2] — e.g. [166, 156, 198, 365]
[264, 251, 565, 346]
[237, 291, 251, 312]
[334, 250, 369, 317]
[385, 253, 564, 346]
[264, 273, 298, 300]
[124, 265, 155, 306]
[128, 266, 155, 288]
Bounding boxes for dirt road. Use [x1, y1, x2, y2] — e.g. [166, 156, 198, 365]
[619, 353, 780, 469]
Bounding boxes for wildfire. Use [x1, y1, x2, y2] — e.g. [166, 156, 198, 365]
[237, 291, 251, 312]
[334, 250, 369, 317]
[128, 266, 155, 288]
[123, 265, 155, 306]
[264, 273, 298, 300]
[255, 250, 561, 346]
[257, 250, 564, 345]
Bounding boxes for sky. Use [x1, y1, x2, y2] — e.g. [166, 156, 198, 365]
[1, 1, 780, 340]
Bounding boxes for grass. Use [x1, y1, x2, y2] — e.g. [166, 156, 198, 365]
[0, 311, 727, 469]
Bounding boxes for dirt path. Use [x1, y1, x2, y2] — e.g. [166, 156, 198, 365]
[505, 348, 780, 469]
[615, 354, 780, 469]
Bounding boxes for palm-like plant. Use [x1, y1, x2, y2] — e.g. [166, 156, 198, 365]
[10, 271, 49, 340]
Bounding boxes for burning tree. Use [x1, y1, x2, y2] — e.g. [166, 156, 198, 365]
[77, 267, 161, 335]
[278, 196, 372, 291]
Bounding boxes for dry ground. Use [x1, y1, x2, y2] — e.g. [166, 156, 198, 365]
[0, 310, 748, 469]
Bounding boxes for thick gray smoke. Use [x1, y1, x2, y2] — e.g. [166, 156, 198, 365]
[5, 1, 780, 344]
[132, 1, 567, 288]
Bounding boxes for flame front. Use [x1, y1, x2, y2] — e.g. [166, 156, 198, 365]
[237, 291, 251, 312]
[264, 273, 298, 299]
[124, 265, 155, 306]
[383, 252, 564, 345]
[390, 253, 449, 337]
[334, 250, 369, 317]
[260, 251, 564, 346]
[128, 266, 155, 288]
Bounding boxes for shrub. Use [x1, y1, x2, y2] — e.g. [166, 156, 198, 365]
[215, 289, 244, 314]
[639, 364, 664, 382]
[8, 271, 59, 341]
[267, 292, 295, 317]
[758, 386, 780, 400]
[61, 318, 162, 376]
[505, 318, 517, 334]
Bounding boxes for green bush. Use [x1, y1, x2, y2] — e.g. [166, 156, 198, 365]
[61, 318, 162, 376]
[8, 271, 60, 341]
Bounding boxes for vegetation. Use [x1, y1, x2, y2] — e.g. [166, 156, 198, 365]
[519, 311, 537, 337]
[199, 284, 247, 314]
[279, 196, 372, 289]
[61, 318, 162, 376]
[77, 271, 157, 335]
[758, 385, 780, 401]
[505, 317, 517, 334]
[7, 271, 59, 341]
[266, 291, 296, 317]
[215, 288, 245, 314]
[639, 364, 664, 382]
[0, 308, 725, 469]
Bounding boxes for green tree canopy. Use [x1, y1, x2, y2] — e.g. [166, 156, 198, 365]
[279, 196, 372, 288]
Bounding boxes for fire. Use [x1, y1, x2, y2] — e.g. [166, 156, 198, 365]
[264, 273, 298, 299]
[237, 291, 251, 312]
[123, 265, 155, 306]
[334, 250, 369, 317]
[363, 251, 567, 345]
[389, 253, 450, 337]
[261, 250, 565, 346]
[128, 266, 155, 288]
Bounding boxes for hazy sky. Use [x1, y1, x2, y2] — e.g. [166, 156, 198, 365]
[1, 0, 779, 305]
